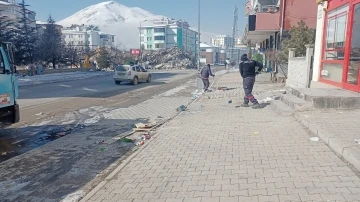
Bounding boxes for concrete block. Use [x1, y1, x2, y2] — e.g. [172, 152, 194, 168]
[280, 94, 312, 111]
[290, 88, 360, 109]
[270, 100, 294, 116]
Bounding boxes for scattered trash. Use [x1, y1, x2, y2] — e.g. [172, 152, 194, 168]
[355, 139, 360, 144]
[253, 132, 260, 135]
[207, 96, 210, 99]
[133, 122, 157, 132]
[142, 134, 151, 140]
[258, 97, 273, 104]
[135, 140, 145, 146]
[99, 147, 105, 152]
[35, 112, 43, 116]
[1, 152, 7, 156]
[217, 87, 228, 91]
[177, 105, 187, 112]
[57, 132, 66, 137]
[310, 137, 320, 142]
[228, 100, 232, 104]
[119, 137, 133, 143]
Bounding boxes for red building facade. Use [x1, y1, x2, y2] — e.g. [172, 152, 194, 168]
[319, 0, 360, 92]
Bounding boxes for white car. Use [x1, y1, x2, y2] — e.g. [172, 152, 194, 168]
[113, 65, 151, 85]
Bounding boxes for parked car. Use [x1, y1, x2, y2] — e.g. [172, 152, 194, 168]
[113, 65, 151, 85]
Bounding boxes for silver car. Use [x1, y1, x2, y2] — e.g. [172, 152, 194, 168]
[113, 65, 151, 85]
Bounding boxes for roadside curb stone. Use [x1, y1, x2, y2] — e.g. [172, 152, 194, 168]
[294, 112, 360, 172]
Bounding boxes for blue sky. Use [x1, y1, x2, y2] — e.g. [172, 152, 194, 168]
[27, 0, 249, 35]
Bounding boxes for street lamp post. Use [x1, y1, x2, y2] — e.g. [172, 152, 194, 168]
[197, 0, 201, 71]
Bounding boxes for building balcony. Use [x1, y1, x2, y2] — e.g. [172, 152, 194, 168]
[244, 11, 280, 43]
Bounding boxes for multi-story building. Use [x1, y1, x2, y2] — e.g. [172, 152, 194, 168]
[139, 18, 198, 57]
[242, 0, 317, 69]
[0, 0, 36, 28]
[210, 35, 234, 48]
[61, 25, 115, 50]
[199, 43, 221, 65]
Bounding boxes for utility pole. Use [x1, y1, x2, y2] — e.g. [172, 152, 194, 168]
[231, 5, 238, 63]
[197, 0, 201, 71]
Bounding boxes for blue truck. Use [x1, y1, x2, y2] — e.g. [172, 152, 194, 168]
[0, 42, 19, 126]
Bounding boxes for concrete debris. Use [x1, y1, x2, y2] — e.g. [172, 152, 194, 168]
[142, 47, 196, 69]
[355, 139, 360, 144]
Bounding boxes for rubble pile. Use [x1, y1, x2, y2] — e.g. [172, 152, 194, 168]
[142, 47, 196, 69]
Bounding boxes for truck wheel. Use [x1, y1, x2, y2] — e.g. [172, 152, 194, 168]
[146, 75, 151, 83]
[132, 77, 138, 85]
[115, 80, 121, 85]
[13, 104, 20, 123]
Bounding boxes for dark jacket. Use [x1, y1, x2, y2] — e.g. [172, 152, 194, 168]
[239, 55, 263, 78]
[200, 66, 214, 79]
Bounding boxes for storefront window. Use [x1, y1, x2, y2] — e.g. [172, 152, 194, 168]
[347, 3, 360, 85]
[323, 4, 349, 60]
[321, 4, 349, 82]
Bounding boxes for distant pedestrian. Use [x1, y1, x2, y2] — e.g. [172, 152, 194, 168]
[224, 61, 227, 69]
[200, 64, 215, 92]
[239, 54, 263, 109]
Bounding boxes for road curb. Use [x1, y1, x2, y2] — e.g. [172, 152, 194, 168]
[294, 112, 360, 172]
[79, 72, 229, 202]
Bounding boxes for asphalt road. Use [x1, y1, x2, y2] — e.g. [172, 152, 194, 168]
[19, 70, 196, 109]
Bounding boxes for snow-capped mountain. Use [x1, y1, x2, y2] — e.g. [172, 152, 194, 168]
[58, 1, 216, 48]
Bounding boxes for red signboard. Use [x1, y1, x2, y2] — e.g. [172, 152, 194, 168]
[130, 49, 141, 55]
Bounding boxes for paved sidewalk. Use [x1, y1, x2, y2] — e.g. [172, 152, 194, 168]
[83, 72, 360, 202]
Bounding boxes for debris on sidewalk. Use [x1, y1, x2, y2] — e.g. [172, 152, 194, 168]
[176, 105, 187, 112]
[228, 100, 232, 104]
[119, 137, 133, 143]
[258, 97, 273, 104]
[355, 139, 360, 144]
[252, 132, 260, 135]
[310, 137, 320, 142]
[1, 152, 7, 156]
[217, 87, 228, 91]
[133, 122, 157, 132]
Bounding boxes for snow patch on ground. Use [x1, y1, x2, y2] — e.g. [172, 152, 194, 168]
[159, 85, 188, 97]
[61, 190, 85, 202]
[18, 71, 112, 87]
[84, 115, 101, 126]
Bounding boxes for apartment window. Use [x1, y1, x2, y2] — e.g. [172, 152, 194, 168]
[154, 36, 165, 40]
[147, 45, 152, 49]
[201, 55, 206, 58]
[147, 29, 152, 33]
[147, 37, 152, 41]
[154, 28, 165, 33]
[200, 49, 206, 52]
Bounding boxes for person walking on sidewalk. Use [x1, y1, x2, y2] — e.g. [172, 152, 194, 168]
[239, 54, 263, 109]
[200, 64, 215, 92]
